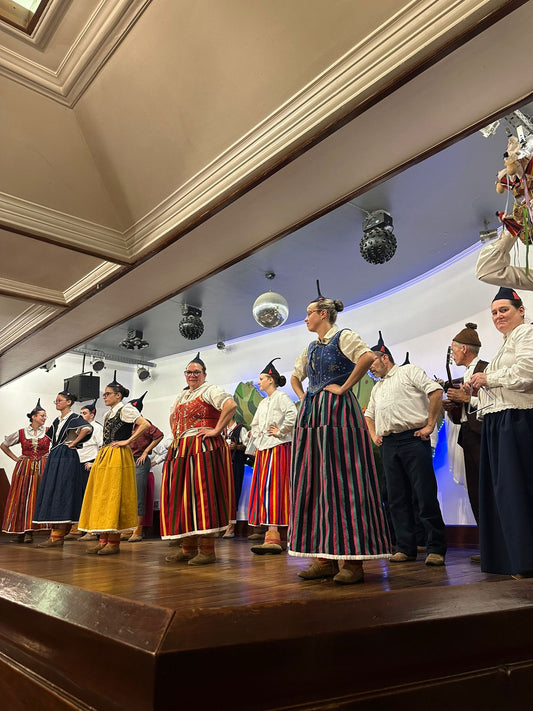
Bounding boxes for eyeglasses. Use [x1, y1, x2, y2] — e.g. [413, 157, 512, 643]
[305, 310, 322, 317]
[102, 392, 114, 397]
[53, 399, 66, 404]
[184, 370, 203, 376]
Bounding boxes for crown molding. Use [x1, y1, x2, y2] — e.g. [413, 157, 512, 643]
[0, 0, 151, 107]
[0, 277, 66, 306]
[0, 191, 130, 263]
[63, 261, 124, 303]
[124, 0, 506, 258]
[0, 303, 62, 354]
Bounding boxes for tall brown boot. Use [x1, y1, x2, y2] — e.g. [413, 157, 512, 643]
[165, 536, 198, 563]
[189, 536, 216, 566]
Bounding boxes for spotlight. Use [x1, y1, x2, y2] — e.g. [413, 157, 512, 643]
[360, 210, 397, 264]
[178, 305, 204, 340]
[137, 366, 151, 382]
[216, 341, 226, 350]
[120, 329, 149, 350]
[39, 359, 56, 372]
[92, 358, 105, 372]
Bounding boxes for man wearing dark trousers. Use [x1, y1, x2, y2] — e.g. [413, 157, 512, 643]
[443, 323, 488, 563]
[365, 334, 447, 566]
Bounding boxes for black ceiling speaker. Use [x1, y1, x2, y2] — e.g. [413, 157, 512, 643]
[360, 210, 397, 265]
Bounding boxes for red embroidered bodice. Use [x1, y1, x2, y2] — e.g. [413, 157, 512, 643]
[19, 428, 50, 461]
[170, 396, 220, 438]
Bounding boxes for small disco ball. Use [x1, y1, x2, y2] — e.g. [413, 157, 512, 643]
[178, 315, 204, 340]
[360, 228, 397, 265]
[252, 292, 289, 329]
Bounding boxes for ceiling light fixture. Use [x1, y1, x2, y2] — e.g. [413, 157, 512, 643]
[120, 329, 149, 350]
[91, 356, 105, 372]
[178, 305, 204, 340]
[359, 210, 397, 265]
[137, 366, 151, 381]
[39, 359, 56, 372]
[252, 272, 289, 329]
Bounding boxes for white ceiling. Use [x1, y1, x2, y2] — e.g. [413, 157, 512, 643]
[0, 0, 531, 384]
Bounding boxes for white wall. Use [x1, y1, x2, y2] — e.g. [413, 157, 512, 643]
[3, 240, 532, 525]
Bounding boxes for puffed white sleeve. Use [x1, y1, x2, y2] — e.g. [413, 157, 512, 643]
[476, 230, 533, 289]
[3, 431, 21, 447]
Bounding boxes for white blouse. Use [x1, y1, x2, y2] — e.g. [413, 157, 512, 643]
[478, 323, 533, 414]
[476, 229, 533, 290]
[4, 424, 48, 447]
[250, 389, 297, 451]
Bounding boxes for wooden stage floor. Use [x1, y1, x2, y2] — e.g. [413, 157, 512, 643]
[0, 533, 505, 610]
[2, 533, 533, 711]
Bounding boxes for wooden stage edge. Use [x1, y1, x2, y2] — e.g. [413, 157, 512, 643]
[1, 535, 533, 710]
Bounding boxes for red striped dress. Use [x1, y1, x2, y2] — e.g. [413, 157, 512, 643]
[248, 389, 297, 526]
[2, 427, 49, 534]
[160, 384, 235, 539]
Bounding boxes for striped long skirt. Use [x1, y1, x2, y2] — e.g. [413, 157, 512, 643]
[160, 434, 235, 540]
[2, 456, 46, 533]
[289, 390, 391, 560]
[78, 445, 138, 533]
[248, 443, 291, 526]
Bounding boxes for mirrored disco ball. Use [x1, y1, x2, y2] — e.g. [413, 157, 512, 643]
[360, 228, 397, 265]
[252, 292, 289, 328]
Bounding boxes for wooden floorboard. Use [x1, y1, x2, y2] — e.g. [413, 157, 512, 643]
[0, 531, 506, 612]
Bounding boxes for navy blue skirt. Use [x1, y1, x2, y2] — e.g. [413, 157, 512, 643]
[479, 408, 533, 575]
[33, 445, 85, 524]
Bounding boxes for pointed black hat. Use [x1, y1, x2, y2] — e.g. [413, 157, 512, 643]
[370, 331, 393, 359]
[492, 286, 522, 303]
[401, 352, 410, 366]
[314, 279, 327, 302]
[261, 357, 281, 377]
[107, 370, 120, 387]
[188, 352, 206, 370]
[129, 391, 147, 413]
[84, 398, 97, 414]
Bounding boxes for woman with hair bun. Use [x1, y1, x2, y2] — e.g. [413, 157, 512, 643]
[289, 283, 391, 584]
[1, 399, 49, 544]
[248, 358, 297, 555]
[33, 387, 93, 547]
[78, 373, 150, 555]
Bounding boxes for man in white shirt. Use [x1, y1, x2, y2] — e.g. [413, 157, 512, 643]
[365, 334, 447, 567]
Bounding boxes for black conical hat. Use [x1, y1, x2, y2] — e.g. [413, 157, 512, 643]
[84, 398, 97, 414]
[107, 370, 120, 387]
[492, 286, 521, 303]
[401, 352, 410, 366]
[261, 358, 281, 377]
[370, 331, 393, 359]
[189, 352, 206, 369]
[129, 391, 147, 412]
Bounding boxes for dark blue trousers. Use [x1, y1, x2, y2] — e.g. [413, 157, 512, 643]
[382, 429, 447, 557]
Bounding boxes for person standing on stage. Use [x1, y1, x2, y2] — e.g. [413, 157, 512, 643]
[1, 399, 49, 544]
[33, 387, 92, 547]
[248, 358, 297, 555]
[162, 352, 236, 566]
[78, 373, 150, 556]
[468, 287, 533, 578]
[365, 333, 447, 567]
[443, 323, 488, 562]
[67, 399, 103, 541]
[124, 392, 163, 542]
[289, 284, 391, 585]
[223, 416, 249, 538]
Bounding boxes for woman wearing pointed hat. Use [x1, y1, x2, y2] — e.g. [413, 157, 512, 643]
[289, 282, 391, 584]
[162, 352, 237, 566]
[1, 399, 49, 544]
[468, 287, 533, 578]
[247, 358, 297, 554]
[33, 386, 93, 547]
[77, 373, 150, 555]
[123, 391, 163, 542]
[67, 399, 104, 540]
